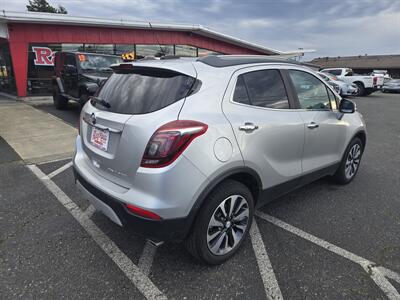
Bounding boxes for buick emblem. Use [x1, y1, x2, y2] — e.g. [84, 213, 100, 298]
[90, 113, 96, 125]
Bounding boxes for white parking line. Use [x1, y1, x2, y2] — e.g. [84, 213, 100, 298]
[256, 211, 400, 300]
[28, 164, 167, 300]
[84, 204, 96, 218]
[47, 161, 73, 179]
[250, 219, 283, 300]
[37, 157, 72, 165]
[379, 267, 400, 285]
[138, 240, 159, 277]
[362, 264, 400, 300]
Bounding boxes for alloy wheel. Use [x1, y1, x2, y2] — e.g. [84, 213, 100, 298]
[345, 143, 361, 179]
[207, 195, 249, 256]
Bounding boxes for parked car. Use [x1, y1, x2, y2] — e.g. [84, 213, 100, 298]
[321, 67, 383, 96]
[371, 70, 392, 84]
[73, 56, 366, 264]
[317, 72, 340, 93]
[52, 52, 123, 110]
[328, 81, 341, 94]
[318, 72, 358, 96]
[382, 79, 400, 93]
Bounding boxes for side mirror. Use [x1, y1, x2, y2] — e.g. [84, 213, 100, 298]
[339, 98, 356, 114]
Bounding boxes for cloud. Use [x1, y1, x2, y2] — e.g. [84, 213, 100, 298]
[203, 0, 227, 13]
[1, 0, 399, 59]
[238, 18, 276, 29]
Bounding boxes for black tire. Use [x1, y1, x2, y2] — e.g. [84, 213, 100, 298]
[354, 82, 366, 96]
[185, 180, 254, 265]
[332, 137, 364, 185]
[52, 85, 68, 110]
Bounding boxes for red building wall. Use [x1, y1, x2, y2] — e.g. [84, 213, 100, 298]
[7, 23, 264, 97]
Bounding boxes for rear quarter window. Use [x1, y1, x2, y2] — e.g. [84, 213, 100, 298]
[93, 67, 198, 114]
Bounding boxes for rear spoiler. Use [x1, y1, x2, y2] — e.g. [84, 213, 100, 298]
[110, 64, 194, 79]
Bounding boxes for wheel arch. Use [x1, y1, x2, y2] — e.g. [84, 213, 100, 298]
[341, 129, 367, 159]
[183, 167, 262, 239]
[353, 80, 365, 88]
[353, 130, 367, 148]
[53, 77, 65, 94]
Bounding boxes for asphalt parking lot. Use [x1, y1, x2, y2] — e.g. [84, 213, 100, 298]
[1, 92, 400, 299]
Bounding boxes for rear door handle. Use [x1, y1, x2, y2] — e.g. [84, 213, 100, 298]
[239, 122, 258, 132]
[307, 122, 319, 129]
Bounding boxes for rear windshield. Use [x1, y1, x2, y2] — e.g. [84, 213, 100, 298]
[79, 54, 123, 71]
[93, 67, 197, 114]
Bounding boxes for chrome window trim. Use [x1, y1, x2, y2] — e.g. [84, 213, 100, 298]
[227, 63, 341, 112]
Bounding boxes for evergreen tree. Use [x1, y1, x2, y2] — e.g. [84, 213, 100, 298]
[26, 0, 68, 14]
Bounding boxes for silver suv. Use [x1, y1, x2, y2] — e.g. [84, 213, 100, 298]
[73, 55, 366, 264]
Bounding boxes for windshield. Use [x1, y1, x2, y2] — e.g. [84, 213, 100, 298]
[78, 54, 123, 71]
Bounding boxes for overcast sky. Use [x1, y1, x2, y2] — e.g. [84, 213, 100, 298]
[2, 0, 400, 60]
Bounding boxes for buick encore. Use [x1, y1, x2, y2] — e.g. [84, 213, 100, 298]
[73, 55, 366, 264]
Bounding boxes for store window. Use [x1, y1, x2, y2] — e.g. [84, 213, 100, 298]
[27, 43, 87, 95]
[62, 44, 84, 52]
[27, 43, 61, 95]
[84, 44, 114, 55]
[198, 48, 221, 57]
[136, 45, 173, 58]
[175, 45, 197, 57]
[115, 44, 136, 56]
[0, 42, 16, 95]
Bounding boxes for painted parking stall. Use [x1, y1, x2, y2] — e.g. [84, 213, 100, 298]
[2, 92, 400, 299]
[28, 132, 400, 299]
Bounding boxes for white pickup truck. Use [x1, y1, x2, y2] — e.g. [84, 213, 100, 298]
[321, 68, 384, 96]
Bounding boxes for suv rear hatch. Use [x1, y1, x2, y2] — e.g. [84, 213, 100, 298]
[79, 62, 198, 188]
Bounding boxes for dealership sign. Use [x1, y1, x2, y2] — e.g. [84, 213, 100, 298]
[32, 46, 55, 66]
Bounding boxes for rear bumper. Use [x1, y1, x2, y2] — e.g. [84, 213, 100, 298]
[73, 167, 193, 241]
[382, 87, 400, 92]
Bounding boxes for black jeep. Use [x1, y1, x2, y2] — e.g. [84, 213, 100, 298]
[52, 52, 122, 110]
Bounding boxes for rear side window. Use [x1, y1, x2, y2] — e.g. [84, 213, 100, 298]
[325, 69, 341, 76]
[232, 69, 289, 109]
[232, 76, 250, 104]
[94, 67, 197, 114]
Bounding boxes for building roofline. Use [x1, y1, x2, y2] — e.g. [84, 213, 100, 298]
[311, 54, 400, 61]
[0, 10, 285, 55]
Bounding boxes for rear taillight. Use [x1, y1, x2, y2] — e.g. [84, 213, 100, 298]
[126, 204, 161, 220]
[140, 120, 208, 168]
[373, 76, 378, 85]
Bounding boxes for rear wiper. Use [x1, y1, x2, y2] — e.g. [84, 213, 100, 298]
[91, 96, 111, 108]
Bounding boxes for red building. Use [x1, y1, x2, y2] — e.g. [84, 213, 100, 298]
[0, 11, 283, 97]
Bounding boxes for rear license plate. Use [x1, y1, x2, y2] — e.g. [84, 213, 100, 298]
[90, 127, 109, 151]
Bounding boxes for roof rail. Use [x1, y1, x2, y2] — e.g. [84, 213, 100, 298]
[160, 55, 182, 60]
[197, 55, 307, 68]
